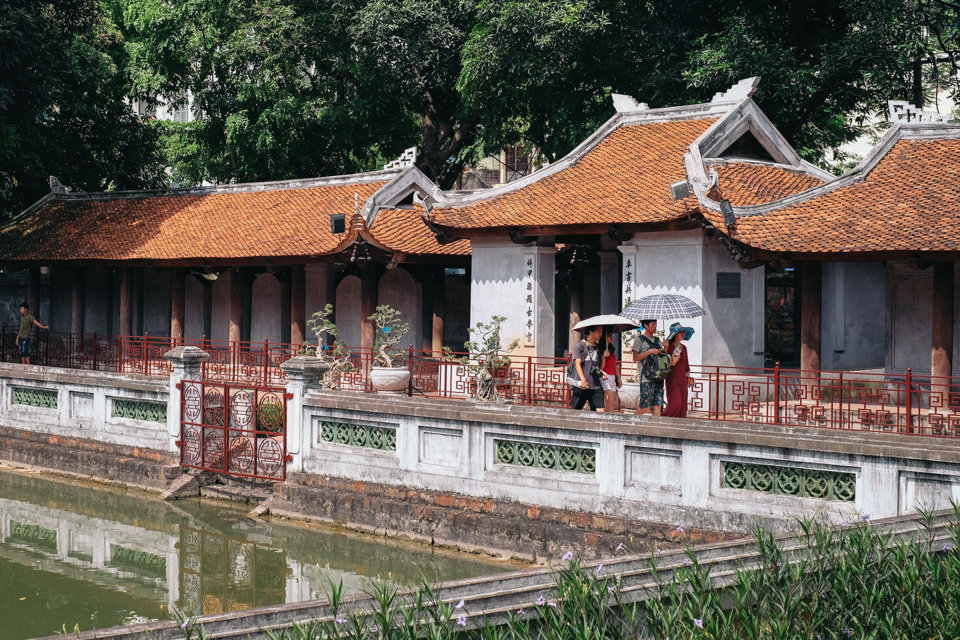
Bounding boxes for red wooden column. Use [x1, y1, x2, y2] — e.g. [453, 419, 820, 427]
[71, 268, 84, 336]
[119, 268, 133, 337]
[800, 261, 822, 388]
[432, 267, 445, 356]
[290, 264, 306, 347]
[170, 268, 185, 341]
[360, 263, 377, 353]
[932, 261, 955, 406]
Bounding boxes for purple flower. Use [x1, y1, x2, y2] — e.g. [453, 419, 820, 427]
[455, 599, 465, 610]
[675, 525, 684, 534]
[548, 599, 557, 607]
[517, 609, 524, 617]
[683, 558, 692, 567]
[335, 615, 347, 625]
[180, 618, 191, 630]
[843, 628, 853, 637]
[840, 522, 852, 528]
[561, 551, 574, 561]
[615, 542, 625, 552]
[371, 625, 379, 633]
[456, 615, 467, 627]
[536, 596, 546, 606]
[595, 564, 604, 576]
[657, 548, 664, 556]
[944, 544, 953, 552]
[607, 584, 616, 594]
[694, 618, 703, 629]
[861, 514, 871, 522]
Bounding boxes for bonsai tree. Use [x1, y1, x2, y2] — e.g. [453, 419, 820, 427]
[305, 304, 354, 389]
[444, 315, 519, 402]
[369, 304, 410, 368]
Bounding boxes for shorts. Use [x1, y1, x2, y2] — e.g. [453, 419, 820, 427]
[570, 386, 604, 411]
[600, 377, 617, 392]
[17, 338, 30, 358]
[638, 381, 664, 409]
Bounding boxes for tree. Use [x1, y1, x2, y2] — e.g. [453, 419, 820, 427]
[0, 0, 166, 218]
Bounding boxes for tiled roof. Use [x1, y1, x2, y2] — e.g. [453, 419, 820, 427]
[369, 208, 470, 256]
[429, 119, 718, 230]
[707, 161, 823, 206]
[700, 135, 960, 253]
[0, 175, 465, 262]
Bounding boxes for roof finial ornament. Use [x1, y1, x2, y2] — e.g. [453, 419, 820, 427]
[888, 100, 950, 124]
[49, 176, 71, 194]
[412, 191, 434, 214]
[710, 77, 761, 103]
[384, 146, 417, 169]
[611, 94, 649, 113]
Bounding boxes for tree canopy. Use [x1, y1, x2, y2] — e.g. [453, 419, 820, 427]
[2, 0, 959, 216]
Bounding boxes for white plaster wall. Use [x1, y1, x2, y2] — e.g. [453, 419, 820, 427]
[470, 239, 555, 357]
[184, 275, 205, 340]
[336, 275, 362, 348]
[378, 268, 421, 352]
[622, 231, 706, 371]
[251, 273, 283, 345]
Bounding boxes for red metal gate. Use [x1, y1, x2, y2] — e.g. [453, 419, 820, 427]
[177, 379, 291, 481]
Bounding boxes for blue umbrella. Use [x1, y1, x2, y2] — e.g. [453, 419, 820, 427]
[622, 294, 706, 322]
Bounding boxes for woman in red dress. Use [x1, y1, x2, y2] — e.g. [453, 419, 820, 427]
[663, 322, 693, 418]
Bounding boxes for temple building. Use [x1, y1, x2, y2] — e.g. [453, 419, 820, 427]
[0, 79, 956, 382]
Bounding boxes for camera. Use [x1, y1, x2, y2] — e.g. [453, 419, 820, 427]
[590, 364, 603, 379]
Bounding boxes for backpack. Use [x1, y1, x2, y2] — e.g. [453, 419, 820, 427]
[638, 335, 671, 382]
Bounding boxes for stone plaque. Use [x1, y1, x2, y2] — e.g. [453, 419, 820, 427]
[717, 272, 741, 299]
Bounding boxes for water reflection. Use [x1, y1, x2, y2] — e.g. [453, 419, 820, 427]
[0, 469, 512, 640]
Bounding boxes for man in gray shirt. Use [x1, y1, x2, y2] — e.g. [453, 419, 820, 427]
[568, 325, 609, 411]
[17, 303, 48, 365]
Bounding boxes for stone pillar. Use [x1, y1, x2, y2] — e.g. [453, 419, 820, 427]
[290, 265, 306, 347]
[360, 263, 377, 352]
[598, 250, 620, 316]
[932, 261, 955, 405]
[71, 268, 84, 336]
[432, 268, 445, 355]
[800, 261, 822, 386]
[568, 268, 583, 356]
[229, 269, 243, 344]
[119, 268, 133, 337]
[164, 345, 210, 451]
[280, 356, 329, 471]
[170, 268, 186, 341]
[27, 267, 40, 321]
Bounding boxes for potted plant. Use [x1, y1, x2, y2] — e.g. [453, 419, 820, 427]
[369, 304, 410, 393]
[443, 315, 519, 402]
[303, 303, 354, 390]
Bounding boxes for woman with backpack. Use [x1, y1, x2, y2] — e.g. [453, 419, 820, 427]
[663, 322, 694, 418]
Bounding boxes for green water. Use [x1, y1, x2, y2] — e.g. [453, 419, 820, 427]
[0, 469, 514, 640]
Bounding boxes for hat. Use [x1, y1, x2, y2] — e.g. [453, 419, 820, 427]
[667, 322, 694, 341]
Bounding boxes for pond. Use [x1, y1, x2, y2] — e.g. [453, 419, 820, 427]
[0, 467, 519, 640]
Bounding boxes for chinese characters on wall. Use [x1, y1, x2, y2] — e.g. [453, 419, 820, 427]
[523, 253, 536, 346]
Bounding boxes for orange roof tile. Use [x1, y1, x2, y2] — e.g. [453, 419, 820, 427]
[0, 176, 465, 263]
[369, 208, 470, 256]
[707, 161, 823, 206]
[430, 119, 718, 230]
[701, 136, 960, 254]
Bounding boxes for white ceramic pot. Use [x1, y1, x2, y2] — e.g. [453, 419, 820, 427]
[619, 382, 641, 410]
[370, 366, 411, 394]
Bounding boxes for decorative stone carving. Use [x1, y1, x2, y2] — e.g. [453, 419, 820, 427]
[384, 146, 418, 169]
[888, 100, 950, 124]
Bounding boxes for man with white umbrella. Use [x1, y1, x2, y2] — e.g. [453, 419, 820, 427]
[567, 325, 608, 412]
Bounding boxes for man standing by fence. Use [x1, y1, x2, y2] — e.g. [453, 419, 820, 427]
[18, 303, 48, 365]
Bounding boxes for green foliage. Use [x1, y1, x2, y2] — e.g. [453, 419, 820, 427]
[256, 509, 960, 640]
[443, 315, 518, 402]
[369, 304, 409, 368]
[305, 303, 355, 389]
[0, 0, 167, 218]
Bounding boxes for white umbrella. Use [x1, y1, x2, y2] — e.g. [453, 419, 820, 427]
[621, 294, 706, 322]
[572, 314, 642, 334]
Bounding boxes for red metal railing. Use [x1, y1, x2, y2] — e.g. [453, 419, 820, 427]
[6, 327, 960, 439]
